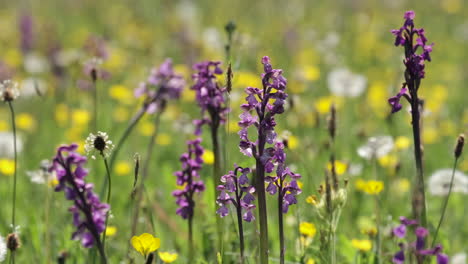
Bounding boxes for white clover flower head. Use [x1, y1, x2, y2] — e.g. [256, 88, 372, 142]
[357, 136, 394, 160]
[327, 68, 367, 98]
[0, 234, 6, 262]
[85, 131, 115, 160]
[428, 169, 468, 196]
[0, 80, 20, 102]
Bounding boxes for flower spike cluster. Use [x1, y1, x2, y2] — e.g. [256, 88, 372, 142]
[172, 138, 205, 219]
[392, 216, 448, 264]
[191, 61, 229, 135]
[388, 10, 434, 113]
[49, 144, 109, 248]
[216, 166, 256, 222]
[135, 59, 185, 114]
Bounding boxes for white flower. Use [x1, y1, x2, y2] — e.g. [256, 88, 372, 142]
[0, 80, 20, 101]
[0, 234, 6, 262]
[451, 252, 467, 264]
[26, 160, 56, 185]
[327, 68, 367, 97]
[85, 131, 115, 160]
[20, 78, 47, 98]
[357, 136, 394, 160]
[24, 53, 50, 74]
[348, 163, 363, 176]
[428, 169, 468, 196]
[0, 132, 23, 158]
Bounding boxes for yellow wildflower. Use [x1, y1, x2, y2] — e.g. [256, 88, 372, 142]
[4, 49, 22, 67]
[159, 252, 178, 263]
[395, 136, 411, 150]
[105, 226, 117, 237]
[299, 222, 316, 238]
[297, 180, 304, 190]
[138, 121, 155, 136]
[113, 106, 129, 122]
[355, 178, 367, 192]
[55, 104, 69, 126]
[287, 135, 299, 150]
[0, 159, 15, 175]
[301, 65, 320, 81]
[351, 239, 372, 251]
[116, 161, 131, 176]
[156, 133, 172, 146]
[17, 113, 36, 132]
[327, 160, 347, 175]
[378, 154, 398, 168]
[306, 259, 315, 264]
[0, 120, 9, 131]
[72, 109, 91, 126]
[306, 195, 318, 206]
[131, 233, 160, 258]
[202, 149, 215, 165]
[363, 180, 384, 195]
[109, 85, 132, 104]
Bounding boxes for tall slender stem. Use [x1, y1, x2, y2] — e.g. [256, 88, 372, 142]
[210, 121, 223, 254]
[235, 199, 245, 264]
[130, 112, 161, 238]
[8, 101, 17, 228]
[431, 158, 458, 247]
[101, 157, 112, 253]
[93, 80, 98, 132]
[256, 155, 269, 264]
[188, 216, 194, 261]
[278, 190, 285, 264]
[410, 95, 427, 228]
[7, 101, 17, 264]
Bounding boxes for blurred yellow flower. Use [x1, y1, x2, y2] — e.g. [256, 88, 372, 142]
[72, 109, 91, 126]
[116, 161, 131, 176]
[297, 180, 304, 190]
[351, 239, 372, 251]
[423, 126, 439, 144]
[366, 82, 388, 117]
[181, 89, 196, 102]
[361, 226, 378, 237]
[103, 48, 126, 71]
[306, 195, 318, 206]
[355, 178, 367, 192]
[131, 233, 160, 258]
[301, 65, 320, 81]
[0, 120, 9, 131]
[378, 154, 398, 168]
[55, 104, 69, 126]
[0, 159, 15, 175]
[105, 226, 117, 237]
[363, 180, 384, 195]
[306, 259, 315, 264]
[235, 71, 261, 89]
[395, 136, 410, 150]
[156, 133, 172, 146]
[159, 252, 178, 263]
[4, 49, 22, 67]
[109, 85, 133, 104]
[113, 106, 129, 122]
[138, 121, 155, 136]
[392, 178, 410, 194]
[299, 222, 316, 238]
[287, 135, 299, 150]
[441, 0, 461, 13]
[314, 96, 343, 115]
[203, 149, 215, 165]
[17, 113, 36, 132]
[327, 160, 347, 175]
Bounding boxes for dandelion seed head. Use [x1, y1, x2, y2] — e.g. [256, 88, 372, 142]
[0, 80, 20, 102]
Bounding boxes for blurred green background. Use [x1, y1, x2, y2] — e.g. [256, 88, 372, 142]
[0, 0, 467, 263]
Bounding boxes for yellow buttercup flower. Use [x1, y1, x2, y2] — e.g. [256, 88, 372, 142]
[314, 96, 343, 115]
[327, 160, 347, 175]
[355, 178, 367, 192]
[131, 233, 160, 258]
[156, 133, 172, 146]
[0, 120, 9, 131]
[363, 180, 384, 195]
[105, 226, 117, 237]
[115, 161, 131, 176]
[351, 239, 372, 251]
[17, 113, 36, 132]
[202, 149, 215, 165]
[287, 135, 299, 150]
[159, 252, 178, 263]
[378, 154, 398, 168]
[0, 159, 15, 175]
[299, 222, 316, 238]
[306, 259, 315, 264]
[72, 109, 91, 126]
[301, 65, 320, 81]
[109, 84, 133, 104]
[306, 195, 318, 206]
[395, 136, 411, 150]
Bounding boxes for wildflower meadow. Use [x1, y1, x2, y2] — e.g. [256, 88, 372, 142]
[1, 0, 468, 263]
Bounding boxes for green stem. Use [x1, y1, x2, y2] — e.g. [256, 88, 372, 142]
[410, 95, 427, 228]
[94, 79, 98, 132]
[101, 156, 112, 253]
[8, 101, 17, 264]
[210, 123, 223, 255]
[256, 157, 269, 264]
[431, 158, 459, 247]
